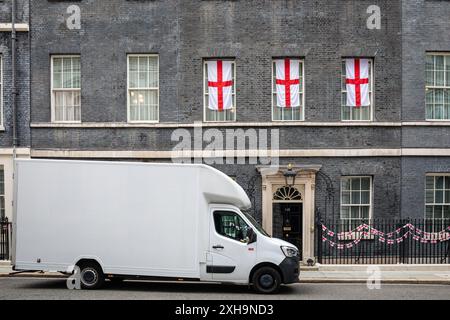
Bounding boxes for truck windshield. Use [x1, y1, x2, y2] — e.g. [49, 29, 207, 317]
[242, 211, 271, 237]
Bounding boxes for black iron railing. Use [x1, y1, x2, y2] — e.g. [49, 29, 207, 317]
[0, 218, 11, 261]
[317, 218, 450, 264]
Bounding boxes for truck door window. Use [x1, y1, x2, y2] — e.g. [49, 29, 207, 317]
[213, 211, 250, 243]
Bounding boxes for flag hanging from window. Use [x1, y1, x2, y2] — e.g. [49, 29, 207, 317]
[275, 59, 301, 108]
[346, 58, 370, 107]
[207, 60, 233, 112]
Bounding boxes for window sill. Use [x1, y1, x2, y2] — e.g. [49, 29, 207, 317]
[31, 121, 403, 128]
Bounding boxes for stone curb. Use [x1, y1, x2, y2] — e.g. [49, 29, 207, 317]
[299, 279, 450, 285]
[1, 273, 449, 286]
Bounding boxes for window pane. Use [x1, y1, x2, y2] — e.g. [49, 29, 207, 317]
[351, 178, 361, 190]
[72, 57, 80, 72]
[434, 206, 443, 219]
[341, 178, 351, 191]
[426, 176, 435, 189]
[446, 56, 450, 87]
[436, 190, 444, 203]
[149, 57, 158, 87]
[435, 89, 444, 119]
[73, 70, 80, 88]
[445, 176, 450, 189]
[435, 56, 445, 86]
[361, 191, 370, 204]
[444, 206, 450, 219]
[342, 191, 350, 205]
[426, 190, 435, 203]
[426, 206, 433, 219]
[361, 206, 370, 219]
[426, 55, 434, 86]
[341, 206, 350, 219]
[53, 58, 62, 73]
[445, 90, 450, 119]
[351, 191, 360, 204]
[62, 58, 72, 88]
[214, 211, 249, 242]
[350, 207, 360, 219]
[139, 71, 148, 88]
[361, 178, 371, 190]
[436, 176, 444, 189]
[129, 57, 138, 72]
[129, 71, 139, 88]
[53, 72, 62, 89]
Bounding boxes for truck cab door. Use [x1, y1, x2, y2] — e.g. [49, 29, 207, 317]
[208, 209, 257, 283]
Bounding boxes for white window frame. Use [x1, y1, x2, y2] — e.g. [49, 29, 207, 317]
[341, 58, 374, 122]
[203, 59, 236, 123]
[425, 174, 450, 224]
[127, 54, 160, 123]
[340, 176, 373, 221]
[271, 58, 305, 122]
[425, 52, 450, 121]
[50, 55, 81, 123]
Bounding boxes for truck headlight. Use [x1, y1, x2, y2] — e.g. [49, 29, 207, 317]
[281, 246, 299, 257]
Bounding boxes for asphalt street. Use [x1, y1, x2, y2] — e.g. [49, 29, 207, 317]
[0, 277, 449, 300]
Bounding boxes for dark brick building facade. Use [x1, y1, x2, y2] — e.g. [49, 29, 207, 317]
[3, 0, 450, 262]
[0, 0, 30, 221]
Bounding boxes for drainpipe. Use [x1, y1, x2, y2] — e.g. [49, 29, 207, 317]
[11, 0, 18, 154]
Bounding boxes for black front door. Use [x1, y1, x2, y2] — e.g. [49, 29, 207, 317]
[273, 203, 303, 259]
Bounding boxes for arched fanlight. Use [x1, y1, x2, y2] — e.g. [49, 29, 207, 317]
[273, 186, 302, 201]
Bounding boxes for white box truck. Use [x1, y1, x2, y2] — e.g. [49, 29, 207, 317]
[12, 159, 299, 293]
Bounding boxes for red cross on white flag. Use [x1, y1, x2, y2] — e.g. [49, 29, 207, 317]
[346, 58, 370, 107]
[275, 59, 301, 108]
[207, 60, 233, 112]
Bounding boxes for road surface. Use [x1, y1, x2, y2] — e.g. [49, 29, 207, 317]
[0, 277, 448, 300]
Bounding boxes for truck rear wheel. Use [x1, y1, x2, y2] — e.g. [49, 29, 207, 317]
[78, 262, 105, 290]
[252, 266, 281, 294]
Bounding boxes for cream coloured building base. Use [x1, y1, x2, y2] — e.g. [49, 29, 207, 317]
[0, 148, 31, 220]
[257, 165, 321, 264]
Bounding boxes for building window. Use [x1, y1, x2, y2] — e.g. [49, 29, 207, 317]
[425, 175, 450, 226]
[128, 54, 159, 122]
[426, 53, 450, 120]
[341, 59, 373, 121]
[0, 166, 4, 219]
[272, 59, 304, 121]
[204, 60, 236, 122]
[340, 177, 372, 221]
[51, 56, 81, 122]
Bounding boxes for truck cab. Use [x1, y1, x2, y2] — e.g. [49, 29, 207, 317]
[206, 204, 299, 293]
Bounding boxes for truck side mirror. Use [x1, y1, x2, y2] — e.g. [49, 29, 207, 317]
[247, 228, 257, 244]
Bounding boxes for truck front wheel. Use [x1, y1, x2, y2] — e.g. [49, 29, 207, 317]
[252, 266, 281, 294]
[78, 262, 105, 290]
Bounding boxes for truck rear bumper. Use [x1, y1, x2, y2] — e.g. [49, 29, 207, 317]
[279, 256, 300, 284]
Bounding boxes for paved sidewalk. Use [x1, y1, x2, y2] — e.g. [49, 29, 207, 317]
[299, 270, 450, 285]
[1, 262, 449, 284]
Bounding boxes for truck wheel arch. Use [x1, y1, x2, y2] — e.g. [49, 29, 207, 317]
[249, 262, 284, 284]
[75, 258, 104, 273]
